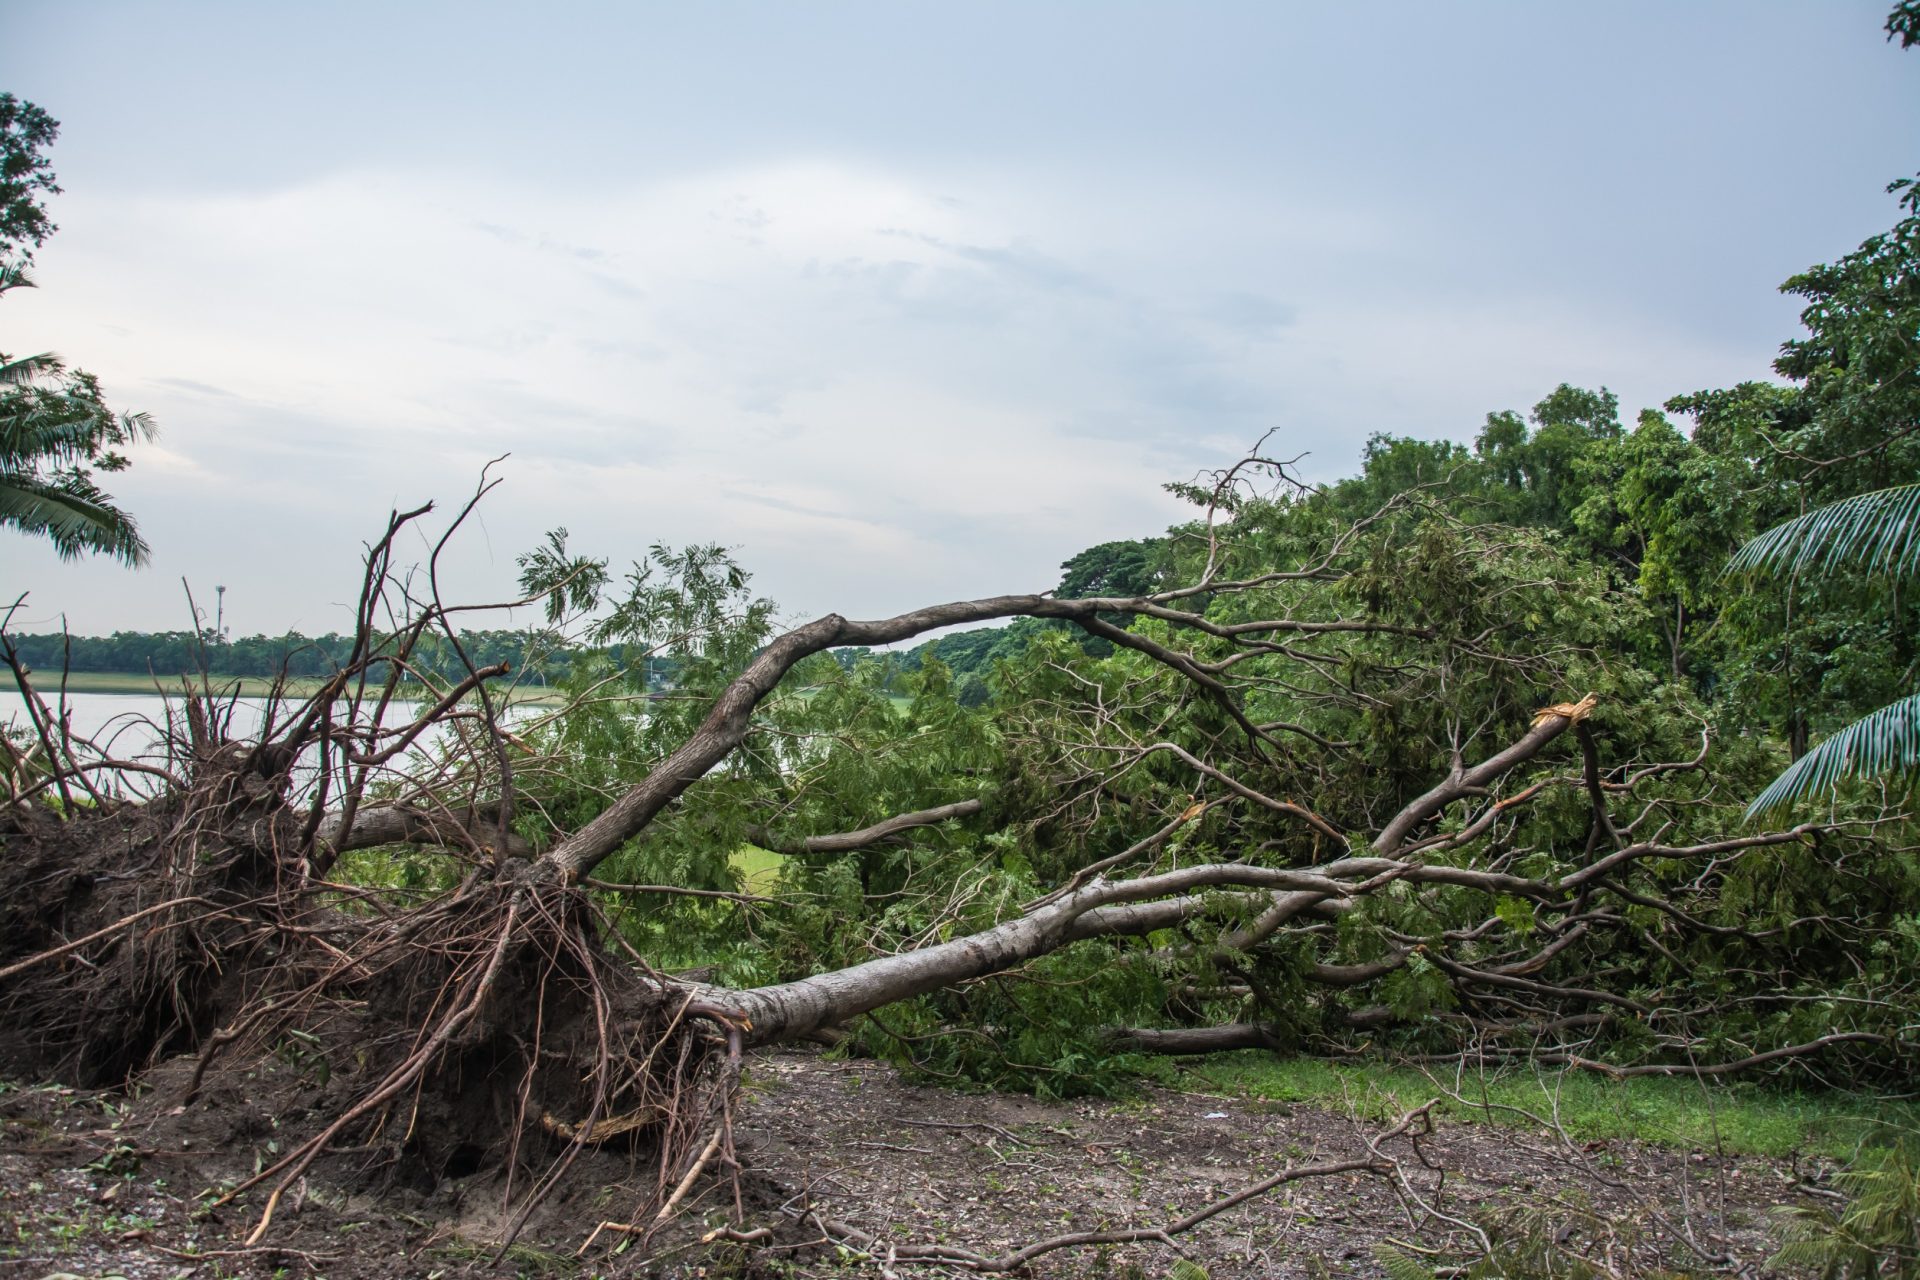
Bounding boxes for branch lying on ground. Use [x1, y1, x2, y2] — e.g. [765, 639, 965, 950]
[1539, 1032, 1889, 1078]
[1107, 1023, 1285, 1054]
[704, 1103, 1437, 1272]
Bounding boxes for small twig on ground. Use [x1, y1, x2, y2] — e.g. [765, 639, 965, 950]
[897, 1118, 1035, 1147]
[577, 1124, 729, 1257]
[737, 1103, 1434, 1273]
[148, 1242, 340, 1265]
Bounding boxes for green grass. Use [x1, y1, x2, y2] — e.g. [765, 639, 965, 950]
[11, 669, 323, 697]
[732, 844, 787, 893]
[1185, 1051, 1920, 1160]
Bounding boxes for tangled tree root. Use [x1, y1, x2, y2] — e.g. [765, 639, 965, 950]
[0, 792, 745, 1251]
[0, 743, 302, 1086]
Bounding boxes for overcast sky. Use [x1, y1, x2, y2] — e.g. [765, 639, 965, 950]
[3, 2, 1914, 639]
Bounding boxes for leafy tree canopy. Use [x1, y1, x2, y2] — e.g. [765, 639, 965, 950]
[0, 98, 153, 566]
[0, 94, 59, 264]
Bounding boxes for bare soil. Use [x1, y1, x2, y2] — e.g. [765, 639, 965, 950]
[0, 1047, 1830, 1279]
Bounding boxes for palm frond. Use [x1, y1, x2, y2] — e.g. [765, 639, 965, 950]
[118, 408, 157, 444]
[0, 474, 150, 566]
[1, 384, 147, 463]
[1747, 693, 1920, 822]
[1729, 483, 1920, 582]
[0, 351, 62, 385]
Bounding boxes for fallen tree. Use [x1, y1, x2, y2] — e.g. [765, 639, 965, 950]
[1, 453, 1913, 1259]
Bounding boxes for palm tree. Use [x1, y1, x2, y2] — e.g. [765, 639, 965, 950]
[1733, 482, 1920, 819]
[0, 263, 153, 566]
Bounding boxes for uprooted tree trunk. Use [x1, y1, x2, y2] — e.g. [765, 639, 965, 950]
[0, 467, 1905, 1258]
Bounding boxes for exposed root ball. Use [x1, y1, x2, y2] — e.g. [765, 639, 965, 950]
[0, 776, 291, 1085]
[1, 791, 740, 1242]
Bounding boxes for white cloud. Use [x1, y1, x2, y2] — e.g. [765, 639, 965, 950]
[7, 152, 1787, 632]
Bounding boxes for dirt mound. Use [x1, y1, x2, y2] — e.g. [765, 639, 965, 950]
[0, 798, 240, 1086]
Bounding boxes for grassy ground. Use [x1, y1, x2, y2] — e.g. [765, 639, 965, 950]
[733, 844, 787, 893]
[1184, 1050, 1920, 1161]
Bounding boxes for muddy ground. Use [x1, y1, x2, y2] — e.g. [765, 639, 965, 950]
[0, 1047, 1832, 1279]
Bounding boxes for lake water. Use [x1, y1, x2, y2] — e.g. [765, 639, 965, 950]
[2, 689, 529, 797]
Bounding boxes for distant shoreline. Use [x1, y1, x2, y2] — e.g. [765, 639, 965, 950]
[3, 670, 569, 704]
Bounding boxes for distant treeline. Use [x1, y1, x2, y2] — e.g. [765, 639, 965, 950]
[832, 618, 1078, 706]
[828, 539, 1166, 705]
[4, 540, 1162, 702]
[5, 624, 1060, 704]
[2, 629, 663, 688]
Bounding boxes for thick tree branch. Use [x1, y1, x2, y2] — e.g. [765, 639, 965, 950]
[1108, 1023, 1284, 1054]
[745, 798, 983, 856]
[1372, 701, 1593, 854]
[312, 803, 535, 861]
[713, 862, 1364, 1043]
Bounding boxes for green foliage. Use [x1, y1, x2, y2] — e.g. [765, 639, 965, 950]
[1719, 362, 1920, 817]
[0, 107, 154, 566]
[330, 844, 465, 898]
[1771, 1134, 1920, 1278]
[1473, 384, 1624, 529]
[1733, 484, 1920, 584]
[1057, 537, 1168, 599]
[0, 94, 60, 262]
[1191, 1053, 1920, 1160]
[508, 544, 780, 970]
[514, 527, 609, 625]
[1893, 1, 1920, 47]
[1, 283, 155, 565]
[1664, 179, 1920, 819]
[1747, 693, 1920, 821]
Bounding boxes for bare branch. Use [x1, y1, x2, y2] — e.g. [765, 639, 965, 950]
[744, 798, 983, 856]
[1373, 700, 1593, 854]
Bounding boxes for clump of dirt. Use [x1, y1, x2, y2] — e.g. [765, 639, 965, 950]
[0, 1048, 1839, 1278]
[0, 1075, 506, 1279]
[0, 758, 294, 1088]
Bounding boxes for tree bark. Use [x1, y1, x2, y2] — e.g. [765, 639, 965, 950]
[744, 799, 983, 856]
